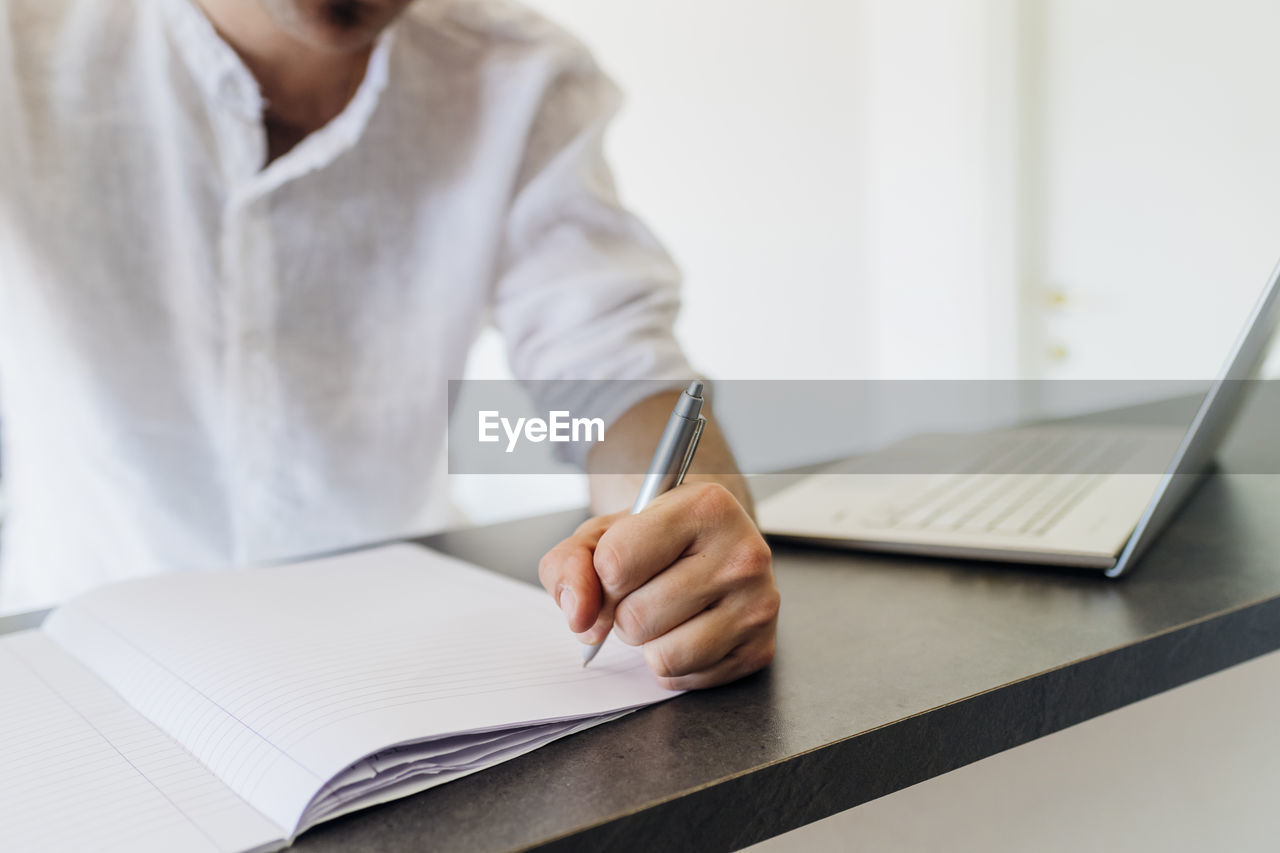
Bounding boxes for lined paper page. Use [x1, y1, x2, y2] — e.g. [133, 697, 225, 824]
[44, 544, 675, 836]
[44, 604, 326, 831]
[0, 631, 283, 853]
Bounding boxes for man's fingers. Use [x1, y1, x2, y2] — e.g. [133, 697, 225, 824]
[537, 514, 618, 634]
[649, 639, 777, 691]
[610, 552, 719, 646]
[640, 594, 777, 686]
[536, 540, 599, 633]
[539, 483, 775, 676]
[583, 483, 741, 645]
[593, 482, 743, 599]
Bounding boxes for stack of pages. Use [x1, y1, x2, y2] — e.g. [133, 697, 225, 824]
[0, 544, 675, 852]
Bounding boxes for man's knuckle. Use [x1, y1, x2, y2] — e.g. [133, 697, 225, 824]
[750, 637, 777, 671]
[691, 481, 737, 516]
[536, 548, 564, 585]
[718, 559, 753, 589]
[765, 586, 782, 617]
[719, 543, 772, 589]
[643, 640, 679, 679]
[746, 591, 781, 630]
[612, 600, 648, 645]
[731, 536, 772, 574]
[574, 515, 608, 537]
[593, 538, 626, 589]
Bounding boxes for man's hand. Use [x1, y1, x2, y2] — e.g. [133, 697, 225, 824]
[538, 482, 779, 690]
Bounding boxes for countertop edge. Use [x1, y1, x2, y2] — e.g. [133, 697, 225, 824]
[524, 591, 1280, 852]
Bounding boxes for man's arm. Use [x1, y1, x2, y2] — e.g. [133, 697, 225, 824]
[579, 389, 756, 518]
[484, 33, 777, 689]
[538, 391, 779, 691]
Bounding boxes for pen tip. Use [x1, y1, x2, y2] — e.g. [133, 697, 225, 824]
[686, 380, 704, 398]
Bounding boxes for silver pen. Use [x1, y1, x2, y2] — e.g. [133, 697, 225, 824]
[582, 380, 707, 667]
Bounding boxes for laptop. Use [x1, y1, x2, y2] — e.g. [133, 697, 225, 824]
[758, 262, 1280, 577]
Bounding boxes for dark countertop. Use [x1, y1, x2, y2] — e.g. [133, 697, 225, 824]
[3, 385, 1278, 851]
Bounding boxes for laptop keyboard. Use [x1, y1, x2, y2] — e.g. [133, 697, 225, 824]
[862, 433, 1142, 538]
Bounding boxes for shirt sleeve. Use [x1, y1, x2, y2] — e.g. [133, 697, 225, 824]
[491, 42, 697, 464]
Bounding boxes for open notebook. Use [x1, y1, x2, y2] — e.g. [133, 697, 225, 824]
[0, 544, 675, 852]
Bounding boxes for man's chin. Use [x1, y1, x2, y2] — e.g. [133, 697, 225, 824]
[282, 0, 402, 53]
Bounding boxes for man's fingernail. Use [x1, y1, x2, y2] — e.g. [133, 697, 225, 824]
[559, 586, 577, 623]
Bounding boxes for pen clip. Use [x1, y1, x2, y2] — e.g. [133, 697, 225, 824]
[673, 415, 706, 488]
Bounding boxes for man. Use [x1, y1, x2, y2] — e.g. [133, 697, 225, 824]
[0, 0, 778, 690]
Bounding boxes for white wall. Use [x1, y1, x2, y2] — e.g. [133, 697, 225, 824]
[490, 0, 872, 382]
[457, 0, 1013, 522]
[861, 0, 1022, 380]
[1032, 0, 1280, 381]
[456, 0, 1280, 525]
[473, 0, 1022, 383]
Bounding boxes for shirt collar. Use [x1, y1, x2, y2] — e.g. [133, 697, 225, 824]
[251, 30, 393, 192]
[160, 0, 396, 135]
[161, 0, 264, 120]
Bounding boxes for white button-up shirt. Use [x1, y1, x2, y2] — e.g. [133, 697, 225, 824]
[0, 0, 692, 613]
